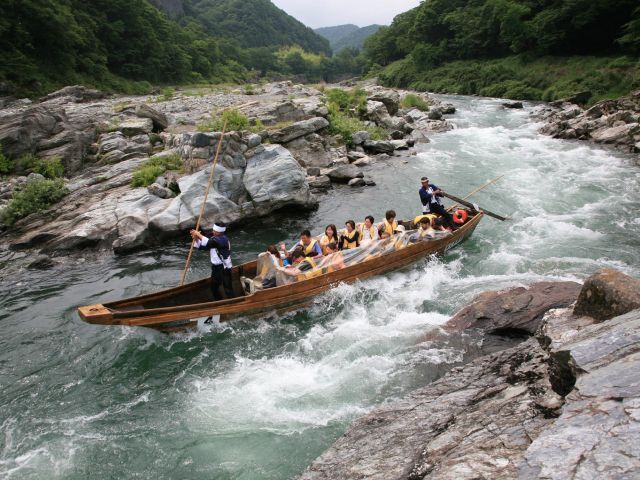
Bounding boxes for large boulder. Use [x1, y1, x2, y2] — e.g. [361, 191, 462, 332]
[39, 85, 106, 104]
[270, 117, 329, 144]
[325, 164, 364, 183]
[363, 140, 395, 155]
[119, 118, 153, 137]
[284, 133, 344, 168]
[366, 88, 400, 115]
[365, 100, 391, 125]
[590, 123, 639, 144]
[446, 282, 582, 336]
[134, 104, 169, 131]
[573, 268, 640, 321]
[242, 144, 315, 214]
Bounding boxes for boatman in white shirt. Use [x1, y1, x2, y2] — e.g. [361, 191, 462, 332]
[419, 176, 457, 230]
[190, 222, 235, 301]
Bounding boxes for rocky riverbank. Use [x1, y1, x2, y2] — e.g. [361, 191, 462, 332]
[0, 81, 456, 254]
[536, 89, 640, 157]
[301, 268, 640, 479]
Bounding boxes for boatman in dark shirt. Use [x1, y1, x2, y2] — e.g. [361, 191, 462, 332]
[419, 176, 456, 230]
[190, 222, 235, 302]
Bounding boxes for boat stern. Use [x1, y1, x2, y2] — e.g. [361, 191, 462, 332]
[78, 304, 114, 324]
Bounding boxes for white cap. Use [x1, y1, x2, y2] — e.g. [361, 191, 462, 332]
[212, 224, 226, 233]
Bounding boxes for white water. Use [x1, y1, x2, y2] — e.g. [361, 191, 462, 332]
[1, 95, 638, 479]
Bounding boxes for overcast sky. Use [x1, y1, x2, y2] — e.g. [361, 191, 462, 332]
[271, 0, 422, 29]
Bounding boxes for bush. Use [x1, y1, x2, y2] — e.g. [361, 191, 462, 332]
[400, 94, 430, 111]
[15, 154, 65, 178]
[0, 146, 14, 174]
[325, 88, 367, 116]
[131, 154, 182, 187]
[328, 106, 387, 147]
[162, 87, 175, 101]
[2, 179, 68, 226]
[197, 109, 263, 133]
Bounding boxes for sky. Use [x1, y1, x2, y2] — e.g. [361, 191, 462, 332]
[271, 0, 422, 29]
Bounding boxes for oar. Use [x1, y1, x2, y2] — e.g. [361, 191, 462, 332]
[179, 120, 228, 286]
[441, 191, 508, 221]
[447, 175, 505, 212]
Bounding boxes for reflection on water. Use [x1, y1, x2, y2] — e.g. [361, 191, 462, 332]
[1, 95, 639, 479]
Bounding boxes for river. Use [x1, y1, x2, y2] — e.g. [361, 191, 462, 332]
[1, 95, 638, 479]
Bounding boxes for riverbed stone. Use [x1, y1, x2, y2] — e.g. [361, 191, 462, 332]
[134, 104, 168, 131]
[325, 164, 364, 183]
[363, 140, 395, 155]
[351, 131, 370, 145]
[269, 117, 329, 143]
[446, 281, 582, 336]
[348, 178, 366, 187]
[147, 182, 176, 199]
[119, 118, 153, 137]
[573, 268, 640, 321]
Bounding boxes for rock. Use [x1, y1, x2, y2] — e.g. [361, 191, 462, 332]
[365, 100, 391, 125]
[190, 132, 213, 148]
[503, 101, 524, 109]
[550, 91, 592, 106]
[119, 118, 153, 137]
[147, 182, 176, 199]
[308, 175, 331, 190]
[353, 156, 371, 167]
[351, 131, 370, 145]
[325, 164, 364, 183]
[302, 337, 563, 480]
[26, 172, 46, 183]
[332, 157, 349, 166]
[390, 130, 404, 140]
[410, 130, 431, 143]
[446, 282, 582, 336]
[306, 167, 321, 177]
[242, 144, 316, 214]
[346, 151, 366, 162]
[39, 85, 106, 103]
[134, 104, 168, 131]
[366, 88, 400, 115]
[348, 178, 366, 187]
[27, 255, 58, 270]
[521, 309, 640, 480]
[440, 103, 456, 114]
[363, 178, 376, 186]
[98, 132, 127, 155]
[245, 133, 262, 149]
[284, 134, 343, 168]
[269, 117, 329, 143]
[573, 268, 640, 321]
[155, 176, 167, 187]
[427, 107, 443, 119]
[590, 123, 639, 144]
[390, 139, 410, 150]
[363, 140, 395, 155]
[0, 104, 96, 173]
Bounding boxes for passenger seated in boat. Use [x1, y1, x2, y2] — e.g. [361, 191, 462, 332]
[433, 217, 452, 232]
[378, 210, 398, 239]
[357, 216, 379, 246]
[319, 224, 339, 254]
[281, 230, 323, 258]
[413, 213, 438, 229]
[266, 245, 282, 267]
[418, 217, 437, 238]
[282, 249, 318, 276]
[260, 245, 282, 288]
[339, 220, 360, 250]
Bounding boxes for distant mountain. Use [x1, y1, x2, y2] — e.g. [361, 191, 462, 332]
[315, 25, 359, 46]
[333, 24, 382, 53]
[150, 0, 331, 55]
[315, 24, 383, 54]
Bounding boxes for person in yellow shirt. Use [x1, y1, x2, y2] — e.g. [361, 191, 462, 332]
[357, 215, 380, 246]
[378, 210, 398, 239]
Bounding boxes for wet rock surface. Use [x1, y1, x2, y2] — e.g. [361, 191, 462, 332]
[573, 267, 640, 321]
[536, 89, 640, 155]
[302, 269, 640, 480]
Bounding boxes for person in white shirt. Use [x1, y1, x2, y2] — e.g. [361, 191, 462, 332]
[190, 222, 234, 301]
[357, 215, 380, 246]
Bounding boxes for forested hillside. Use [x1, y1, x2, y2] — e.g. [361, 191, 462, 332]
[0, 0, 337, 97]
[332, 25, 382, 53]
[315, 25, 360, 47]
[363, 0, 640, 103]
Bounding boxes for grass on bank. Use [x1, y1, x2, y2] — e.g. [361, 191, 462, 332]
[324, 88, 389, 147]
[379, 55, 640, 105]
[400, 94, 430, 111]
[1, 179, 68, 226]
[131, 154, 183, 188]
[197, 109, 264, 133]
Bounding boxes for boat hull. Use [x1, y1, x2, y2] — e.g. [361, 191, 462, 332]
[78, 212, 483, 328]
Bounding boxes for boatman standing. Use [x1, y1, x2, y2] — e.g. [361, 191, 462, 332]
[419, 176, 456, 230]
[190, 222, 235, 301]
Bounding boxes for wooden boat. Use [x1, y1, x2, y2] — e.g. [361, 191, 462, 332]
[78, 210, 483, 331]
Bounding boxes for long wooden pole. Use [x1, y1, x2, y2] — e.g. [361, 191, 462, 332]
[447, 174, 505, 211]
[179, 121, 228, 286]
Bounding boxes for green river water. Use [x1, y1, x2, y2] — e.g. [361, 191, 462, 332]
[0, 95, 639, 479]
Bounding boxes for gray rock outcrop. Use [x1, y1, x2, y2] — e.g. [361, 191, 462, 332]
[270, 117, 329, 144]
[302, 269, 640, 480]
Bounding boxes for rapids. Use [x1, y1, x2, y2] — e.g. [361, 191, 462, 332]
[0, 95, 638, 479]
